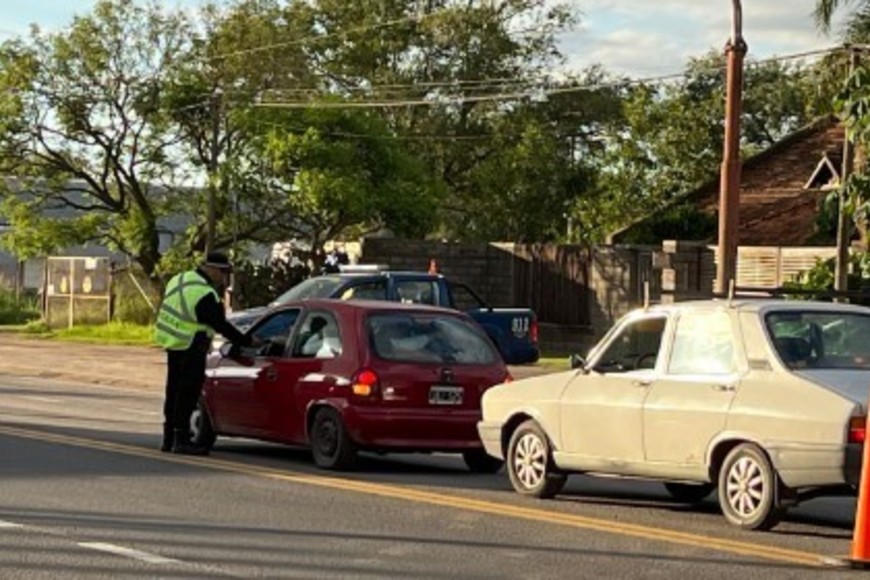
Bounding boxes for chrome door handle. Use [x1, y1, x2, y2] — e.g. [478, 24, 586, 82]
[632, 380, 652, 388]
[712, 384, 735, 392]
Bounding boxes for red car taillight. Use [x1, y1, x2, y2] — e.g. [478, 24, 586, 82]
[530, 318, 538, 344]
[351, 368, 380, 398]
[850, 415, 866, 444]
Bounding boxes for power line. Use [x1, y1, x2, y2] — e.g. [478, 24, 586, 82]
[253, 46, 845, 110]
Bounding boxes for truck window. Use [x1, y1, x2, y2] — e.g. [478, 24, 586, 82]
[448, 282, 485, 311]
[395, 280, 439, 305]
[339, 280, 388, 301]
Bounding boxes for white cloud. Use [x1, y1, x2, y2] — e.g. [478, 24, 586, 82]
[556, 0, 846, 77]
[1, 0, 850, 79]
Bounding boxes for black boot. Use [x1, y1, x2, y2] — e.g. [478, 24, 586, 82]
[171, 428, 209, 456]
[160, 425, 174, 453]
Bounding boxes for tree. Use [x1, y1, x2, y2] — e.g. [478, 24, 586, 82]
[0, 0, 192, 278]
[261, 0, 579, 242]
[578, 52, 835, 243]
[233, 105, 443, 264]
[815, 0, 870, 41]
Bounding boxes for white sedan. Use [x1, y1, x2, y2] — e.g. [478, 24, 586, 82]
[478, 300, 869, 530]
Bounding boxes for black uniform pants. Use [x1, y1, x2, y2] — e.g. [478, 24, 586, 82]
[163, 334, 210, 432]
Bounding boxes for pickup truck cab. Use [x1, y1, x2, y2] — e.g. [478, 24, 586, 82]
[228, 266, 539, 364]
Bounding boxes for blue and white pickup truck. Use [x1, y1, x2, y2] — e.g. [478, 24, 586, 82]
[228, 266, 539, 364]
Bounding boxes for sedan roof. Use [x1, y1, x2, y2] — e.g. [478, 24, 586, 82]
[641, 299, 870, 316]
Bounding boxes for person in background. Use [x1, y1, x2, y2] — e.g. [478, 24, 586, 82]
[153, 252, 252, 455]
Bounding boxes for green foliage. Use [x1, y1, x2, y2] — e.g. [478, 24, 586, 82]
[52, 322, 154, 345]
[0, 0, 844, 266]
[833, 62, 870, 250]
[618, 203, 718, 245]
[232, 259, 311, 309]
[111, 268, 160, 325]
[23, 319, 50, 334]
[0, 288, 39, 325]
[588, 52, 833, 243]
[784, 252, 870, 304]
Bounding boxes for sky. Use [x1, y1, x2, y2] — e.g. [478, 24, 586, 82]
[0, 0, 849, 78]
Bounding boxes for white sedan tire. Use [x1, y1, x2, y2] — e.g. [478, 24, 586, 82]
[506, 420, 567, 499]
[717, 443, 784, 531]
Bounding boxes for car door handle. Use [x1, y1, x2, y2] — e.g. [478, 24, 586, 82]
[632, 379, 652, 388]
[711, 384, 736, 392]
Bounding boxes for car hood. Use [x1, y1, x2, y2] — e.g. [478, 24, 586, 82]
[484, 370, 576, 404]
[794, 369, 870, 406]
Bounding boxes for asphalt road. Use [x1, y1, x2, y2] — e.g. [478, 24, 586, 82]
[0, 373, 863, 579]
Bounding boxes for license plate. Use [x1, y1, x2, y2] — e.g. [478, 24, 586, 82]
[428, 385, 463, 406]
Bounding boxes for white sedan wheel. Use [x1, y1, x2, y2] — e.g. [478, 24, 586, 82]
[514, 432, 547, 489]
[725, 456, 765, 518]
[717, 443, 784, 531]
[506, 419, 567, 499]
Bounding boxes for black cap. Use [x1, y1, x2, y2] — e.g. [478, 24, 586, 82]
[203, 252, 233, 271]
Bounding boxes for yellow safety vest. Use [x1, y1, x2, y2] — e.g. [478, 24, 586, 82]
[153, 270, 219, 351]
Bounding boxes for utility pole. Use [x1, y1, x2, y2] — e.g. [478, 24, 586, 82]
[715, 0, 747, 295]
[206, 87, 223, 255]
[835, 47, 859, 298]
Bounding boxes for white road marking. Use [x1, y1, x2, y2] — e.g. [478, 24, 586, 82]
[117, 408, 161, 416]
[0, 520, 23, 528]
[22, 396, 63, 404]
[78, 542, 180, 565]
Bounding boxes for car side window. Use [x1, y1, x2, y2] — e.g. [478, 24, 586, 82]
[246, 309, 300, 358]
[339, 281, 387, 301]
[668, 311, 736, 375]
[593, 315, 666, 373]
[395, 280, 439, 305]
[291, 312, 343, 359]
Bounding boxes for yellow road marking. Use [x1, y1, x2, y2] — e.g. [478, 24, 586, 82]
[0, 424, 827, 567]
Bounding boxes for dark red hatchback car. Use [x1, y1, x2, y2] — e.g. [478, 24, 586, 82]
[193, 299, 510, 471]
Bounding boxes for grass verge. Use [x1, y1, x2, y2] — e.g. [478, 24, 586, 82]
[0, 321, 155, 346]
[53, 322, 154, 346]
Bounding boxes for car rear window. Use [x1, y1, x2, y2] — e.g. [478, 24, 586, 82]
[766, 310, 870, 369]
[270, 277, 344, 306]
[367, 313, 497, 365]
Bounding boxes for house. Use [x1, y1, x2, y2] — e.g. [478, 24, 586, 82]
[612, 116, 845, 246]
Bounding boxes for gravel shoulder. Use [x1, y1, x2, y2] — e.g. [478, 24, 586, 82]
[0, 335, 554, 391]
[0, 335, 165, 391]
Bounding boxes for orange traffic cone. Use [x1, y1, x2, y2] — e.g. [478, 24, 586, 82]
[824, 411, 870, 568]
[428, 258, 438, 274]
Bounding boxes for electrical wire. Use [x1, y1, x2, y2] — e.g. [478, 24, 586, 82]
[252, 46, 845, 110]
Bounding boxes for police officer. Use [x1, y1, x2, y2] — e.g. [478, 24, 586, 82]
[154, 252, 251, 455]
